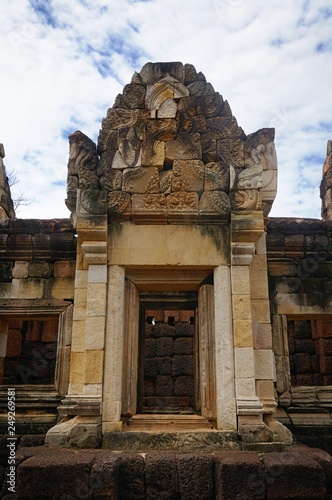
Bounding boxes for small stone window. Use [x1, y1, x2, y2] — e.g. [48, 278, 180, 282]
[3, 318, 58, 385]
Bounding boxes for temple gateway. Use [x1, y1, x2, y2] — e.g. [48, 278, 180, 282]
[1, 62, 332, 453]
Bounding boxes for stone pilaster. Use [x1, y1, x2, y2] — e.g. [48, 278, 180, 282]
[214, 266, 237, 430]
[47, 190, 107, 447]
[231, 243, 264, 426]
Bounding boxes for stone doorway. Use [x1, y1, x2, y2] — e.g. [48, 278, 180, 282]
[137, 293, 199, 415]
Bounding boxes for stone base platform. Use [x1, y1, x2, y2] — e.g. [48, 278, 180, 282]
[103, 429, 242, 452]
[1, 444, 332, 499]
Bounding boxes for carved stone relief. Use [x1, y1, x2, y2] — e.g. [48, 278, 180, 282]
[66, 62, 278, 222]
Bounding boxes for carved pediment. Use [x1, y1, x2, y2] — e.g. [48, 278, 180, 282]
[66, 62, 278, 222]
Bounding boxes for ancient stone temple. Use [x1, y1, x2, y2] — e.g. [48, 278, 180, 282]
[1, 64, 332, 481]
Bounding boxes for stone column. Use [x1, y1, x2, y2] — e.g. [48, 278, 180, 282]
[214, 266, 237, 430]
[198, 284, 217, 421]
[231, 243, 265, 435]
[102, 265, 126, 433]
[122, 279, 140, 416]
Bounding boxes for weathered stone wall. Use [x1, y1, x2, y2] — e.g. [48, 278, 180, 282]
[267, 217, 332, 450]
[0, 218, 76, 432]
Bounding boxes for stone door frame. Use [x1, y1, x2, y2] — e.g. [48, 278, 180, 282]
[101, 265, 237, 433]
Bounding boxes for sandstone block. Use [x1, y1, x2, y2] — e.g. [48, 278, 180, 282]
[235, 347, 255, 378]
[122, 83, 146, 109]
[85, 316, 106, 350]
[231, 266, 250, 295]
[199, 191, 231, 222]
[88, 264, 107, 284]
[167, 192, 199, 223]
[165, 132, 202, 161]
[141, 140, 165, 169]
[146, 118, 177, 141]
[69, 351, 85, 385]
[132, 194, 167, 223]
[204, 161, 229, 191]
[85, 350, 104, 384]
[232, 295, 251, 320]
[122, 166, 160, 194]
[172, 159, 204, 192]
[158, 97, 177, 118]
[253, 322, 272, 350]
[254, 349, 275, 380]
[71, 320, 86, 352]
[49, 277, 75, 300]
[233, 320, 253, 347]
[256, 379, 275, 400]
[12, 261, 29, 279]
[235, 377, 256, 399]
[201, 133, 218, 162]
[54, 261, 76, 278]
[18, 278, 45, 299]
[250, 270, 269, 299]
[251, 299, 270, 323]
[87, 283, 107, 316]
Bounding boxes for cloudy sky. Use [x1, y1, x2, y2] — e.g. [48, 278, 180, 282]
[1, 0, 331, 219]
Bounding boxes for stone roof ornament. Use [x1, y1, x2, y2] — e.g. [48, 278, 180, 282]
[66, 62, 278, 225]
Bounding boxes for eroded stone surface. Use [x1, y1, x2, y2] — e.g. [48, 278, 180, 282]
[65, 62, 277, 223]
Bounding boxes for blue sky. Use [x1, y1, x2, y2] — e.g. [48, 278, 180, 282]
[1, 0, 331, 218]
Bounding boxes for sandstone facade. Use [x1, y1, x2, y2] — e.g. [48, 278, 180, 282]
[0, 62, 331, 454]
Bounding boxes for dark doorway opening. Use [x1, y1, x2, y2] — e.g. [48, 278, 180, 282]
[138, 293, 198, 414]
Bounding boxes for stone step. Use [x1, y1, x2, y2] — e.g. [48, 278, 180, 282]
[3, 445, 331, 499]
[126, 413, 214, 431]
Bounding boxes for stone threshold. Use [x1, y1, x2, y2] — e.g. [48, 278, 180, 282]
[125, 413, 214, 431]
[103, 429, 288, 452]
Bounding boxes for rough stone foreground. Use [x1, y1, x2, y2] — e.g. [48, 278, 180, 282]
[1, 444, 332, 499]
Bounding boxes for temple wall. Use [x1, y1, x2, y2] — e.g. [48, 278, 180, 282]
[0, 218, 75, 432]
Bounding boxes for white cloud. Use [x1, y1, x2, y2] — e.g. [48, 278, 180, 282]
[0, 0, 331, 219]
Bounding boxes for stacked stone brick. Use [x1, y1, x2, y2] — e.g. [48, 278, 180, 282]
[143, 310, 195, 412]
[287, 319, 332, 386]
